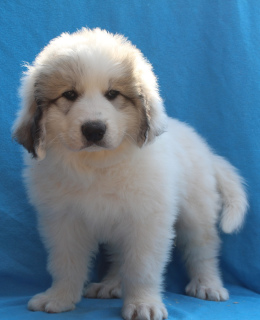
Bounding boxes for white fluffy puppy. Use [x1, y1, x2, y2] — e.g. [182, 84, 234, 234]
[13, 28, 248, 320]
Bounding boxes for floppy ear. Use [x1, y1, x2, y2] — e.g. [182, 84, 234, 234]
[135, 62, 167, 147]
[12, 71, 47, 160]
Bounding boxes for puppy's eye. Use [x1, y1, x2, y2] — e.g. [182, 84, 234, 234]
[62, 90, 78, 101]
[105, 90, 120, 101]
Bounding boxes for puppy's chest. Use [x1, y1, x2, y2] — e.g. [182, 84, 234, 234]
[37, 156, 171, 222]
[54, 165, 132, 208]
[84, 170, 125, 199]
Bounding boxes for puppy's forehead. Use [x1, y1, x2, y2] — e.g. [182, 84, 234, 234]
[35, 46, 135, 98]
[33, 30, 139, 92]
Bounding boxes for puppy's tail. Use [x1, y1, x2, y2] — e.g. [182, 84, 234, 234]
[213, 155, 248, 233]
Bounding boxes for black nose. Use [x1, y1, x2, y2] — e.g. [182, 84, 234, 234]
[81, 121, 107, 143]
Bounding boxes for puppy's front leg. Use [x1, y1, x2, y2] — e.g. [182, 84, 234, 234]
[28, 213, 95, 313]
[121, 214, 173, 320]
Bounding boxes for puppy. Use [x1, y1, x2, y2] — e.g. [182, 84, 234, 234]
[13, 28, 248, 320]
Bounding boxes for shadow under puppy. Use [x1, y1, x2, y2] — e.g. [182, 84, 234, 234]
[13, 28, 248, 320]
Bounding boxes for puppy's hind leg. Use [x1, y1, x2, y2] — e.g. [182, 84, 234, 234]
[176, 195, 229, 302]
[83, 248, 122, 299]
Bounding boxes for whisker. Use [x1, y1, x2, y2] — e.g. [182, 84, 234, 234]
[124, 132, 136, 144]
[47, 133, 62, 147]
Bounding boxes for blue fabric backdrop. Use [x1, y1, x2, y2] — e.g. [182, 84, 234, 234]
[1, 1, 260, 319]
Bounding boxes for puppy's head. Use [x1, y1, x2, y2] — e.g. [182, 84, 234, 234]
[13, 28, 167, 160]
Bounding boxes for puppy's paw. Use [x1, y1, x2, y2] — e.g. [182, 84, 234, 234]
[28, 292, 75, 313]
[122, 301, 168, 320]
[83, 280, 122, 299]
[185, 279, 229, 301]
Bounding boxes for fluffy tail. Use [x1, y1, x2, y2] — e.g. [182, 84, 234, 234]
[213, 155, 248, 233]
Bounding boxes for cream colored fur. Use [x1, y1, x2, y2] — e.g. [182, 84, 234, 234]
[13, 28, 248, 320]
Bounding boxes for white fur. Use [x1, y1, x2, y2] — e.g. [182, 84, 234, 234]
[13, 29, 248, 320]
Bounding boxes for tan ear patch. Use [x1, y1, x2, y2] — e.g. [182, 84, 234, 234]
[13, 101, 47, 159]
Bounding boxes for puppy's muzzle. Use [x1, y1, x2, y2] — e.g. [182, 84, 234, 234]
[81, 121, 107, 143]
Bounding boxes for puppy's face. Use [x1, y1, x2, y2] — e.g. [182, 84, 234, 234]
[13, 28, 166, 160]
[43, 52, 146, 154]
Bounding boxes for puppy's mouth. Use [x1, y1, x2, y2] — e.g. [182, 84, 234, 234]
[80, 140, 108, 151]
[59, 136, 108, 153]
